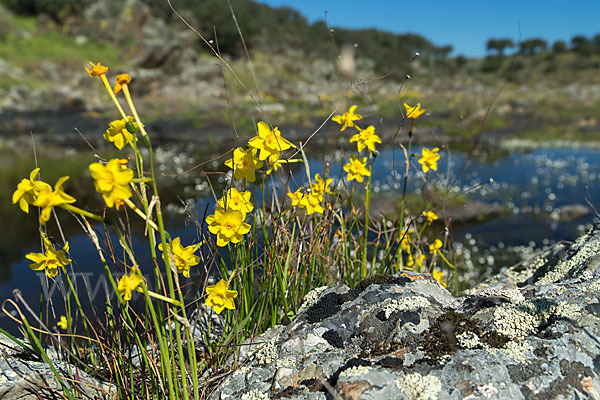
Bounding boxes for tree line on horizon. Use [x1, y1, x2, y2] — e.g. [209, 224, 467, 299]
[4, 0, 600, 75]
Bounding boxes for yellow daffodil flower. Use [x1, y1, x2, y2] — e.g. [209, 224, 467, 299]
[422, 210, 438, 224]
[103, 116, 140, 150]
[303, 193, 324, 214]
[217, 188, 254, 215]
[158, 237, 200, 278]
[57, 315, 68, 330]
[332, 105, 363, 131]
[224, 147, 263, 183]
[85, 61, 108, 77]
[404, 103, 426, 119]
[248, 122, 293, 162]
[349, 125, 382, 153]
[432, 268, 447, 288]
[205, 279, 237, 314]
[32, 176, 76, 225]
[287, 189, 305, 207]
[12, 168, 52, 213]
[113, 73, 131, 94]
[310, 173, 333, 201]
[206, 207, 251, 247]
[117, 271, 142, 301]
[26, 236, 70, 278]
[89, 159, 134, 208]
[429, 239, 443, 254]
[343, 155, 370, 183]
[418, 147, 440, 173]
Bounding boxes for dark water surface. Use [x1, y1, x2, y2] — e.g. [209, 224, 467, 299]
[1, 143, 599, 330]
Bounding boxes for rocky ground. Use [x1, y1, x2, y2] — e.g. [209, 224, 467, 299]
[208, 223, 600, 399]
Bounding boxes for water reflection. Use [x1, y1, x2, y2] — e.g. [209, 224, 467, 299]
[2, 143, 599, 330]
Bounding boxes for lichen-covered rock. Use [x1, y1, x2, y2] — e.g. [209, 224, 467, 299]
[211, 224, 600, 399]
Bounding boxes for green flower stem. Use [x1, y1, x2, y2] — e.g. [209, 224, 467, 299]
[361, 154, 374, 278]
[60, 204, 106, 223]
[395, 120, 414, 272]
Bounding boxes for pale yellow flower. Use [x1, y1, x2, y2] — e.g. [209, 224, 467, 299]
[205, 279, 237, 314]
[206, 207, 251, 247]
[12, 168, 51, 214]
[158, 237, 200, 278]
[103, 116, 140, 150]
[429, 239, 443, 254]
[343, 155, 370, 183]
[57, 315, 68, 330]
[117, 271, 142, 301]
[418, 147, 440, 173]
[248, 122, 293, 162]
[404, 103, 426, 119]
[32, 176, 76, 225]
[217, 188, 253, 215]
[26, 236, 70, 278]
[332, 105, 362, 131]
[422, 210, 438, 224]
[224, 147, 263, 182]
[89, 159, 134, 208]
[349, 125, 381, 153]
[432, 268, 447, 288]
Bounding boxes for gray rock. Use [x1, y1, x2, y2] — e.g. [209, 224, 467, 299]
[211, 224, 600, 399]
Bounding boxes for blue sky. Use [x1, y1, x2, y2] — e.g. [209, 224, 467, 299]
[256, 0, 600, 57]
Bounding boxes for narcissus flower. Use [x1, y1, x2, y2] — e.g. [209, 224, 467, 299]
[113, 73, 131, 94]
[89, 159, 134, 208]
[418, 147, 440, 173]
[104, 116, 140, 150]
[32, 176, 76, 225]
[332, 105, 362, 131]
[117, 271, 142, 301]
[248, 122, 293, 162]
[12, 168, 51, 213]
[310, 173, 333, 201]
[158, 237, 200, 278]
[206, 207, 251, 247]
[349, 125, 381, 153]
[287, 189, 305, 207]
[429, 239, 443, 254]
[85, 61, 108, 77]
[404, 103, 426, 119]
[205, 279, 237, 314]
[343, 155, 370, 183]
[57, 315, 68, 330]
[422, 210, 438, 224]
[224, 147, 263, 182]
[26, 236, 70, 278]
[432, 268, 447, 288]
[407, 251, 426, 271]
[217, 188, 254, 215]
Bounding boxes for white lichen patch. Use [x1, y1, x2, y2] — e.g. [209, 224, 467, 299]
[297, 286, 328, 314]
[253, 341, 278, 366]
[275, 357, 296, 368]
[396, 373, 442, 400]
[339, 365, 372, 378]
[457, 331, 481, 349]
[495, 340, 533, 364]
[241, 389, 270, 400]
[493, 306, 539, 339]
[537, 238, 600, 285]
[478, 287, 526, 304]
[551, 302, 581, 320]
[382, 296, 431, 319]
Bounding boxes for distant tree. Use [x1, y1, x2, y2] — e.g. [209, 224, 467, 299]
[433, 45, 453, 59]
[571, 35, 593, 55]
[552, 40, 567, 53]
[519, 38, 547, 55]
[593, 34, 600, 53]
[486, 38, 513, 56]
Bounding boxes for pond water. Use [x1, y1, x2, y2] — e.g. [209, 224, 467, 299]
[1, 142, 599, 331]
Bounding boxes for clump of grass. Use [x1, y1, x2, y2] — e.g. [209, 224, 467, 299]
[3, 44, 461, 400]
